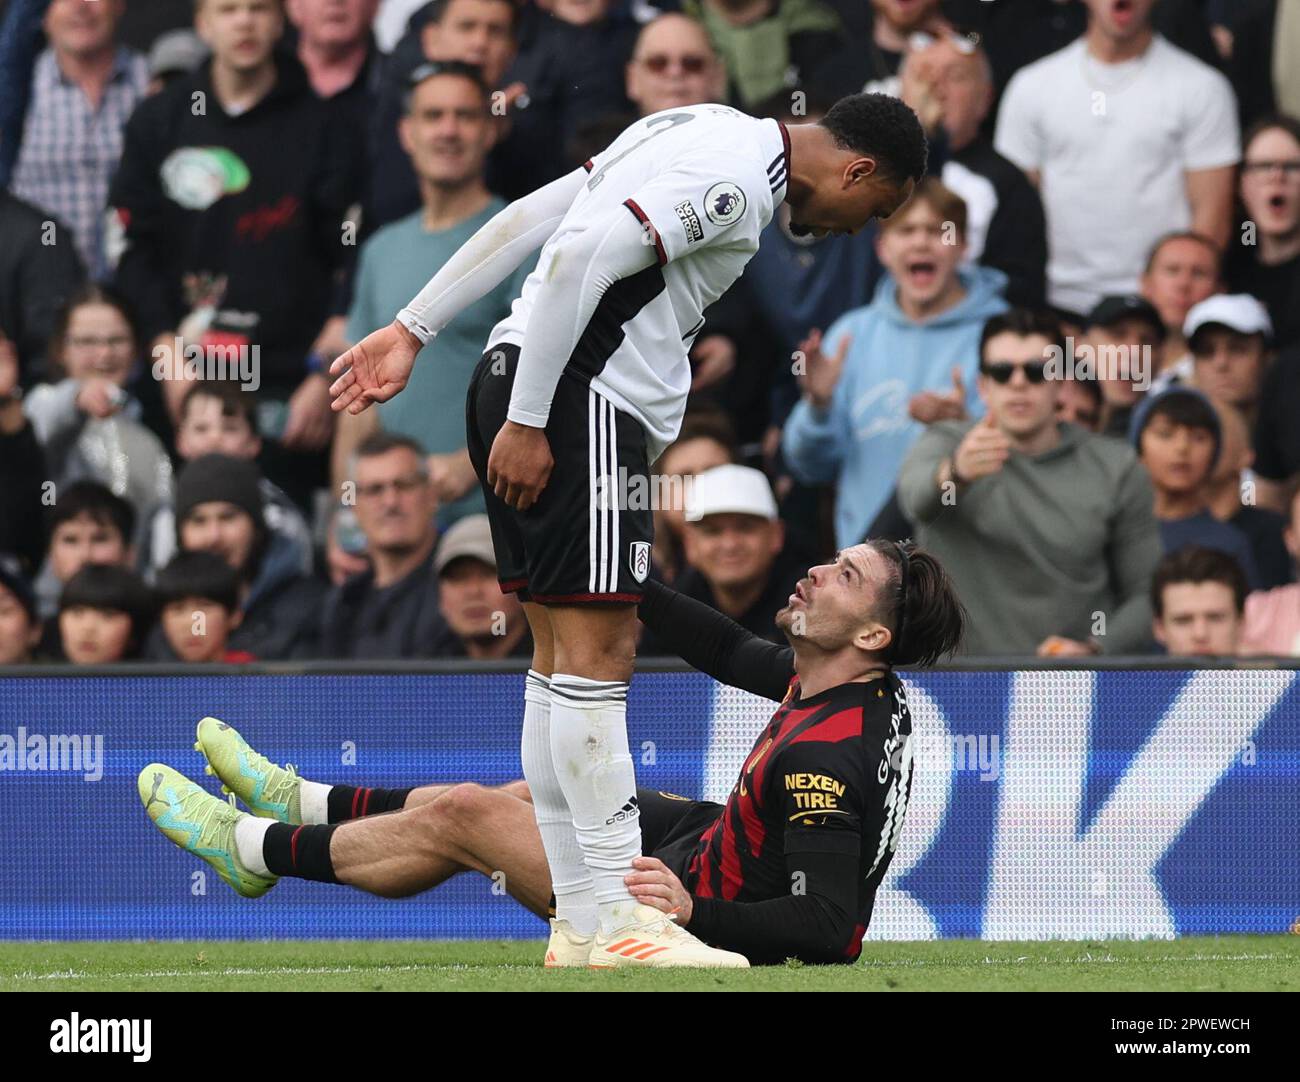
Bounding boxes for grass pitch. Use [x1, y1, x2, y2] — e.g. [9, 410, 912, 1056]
[0, 936, 1294, 991]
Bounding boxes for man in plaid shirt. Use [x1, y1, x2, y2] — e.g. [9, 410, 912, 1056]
[10, 0, 147, 281]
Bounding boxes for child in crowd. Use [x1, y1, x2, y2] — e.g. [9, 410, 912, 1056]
[1131, 386, 1260, 588]
[56, 563, 155, 664]
[139, 381, 312, 577]
[155, 550, 253, 664]
[34, 482, 137, 657]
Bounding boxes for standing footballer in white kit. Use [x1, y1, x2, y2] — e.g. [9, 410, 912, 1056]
[329, 92, 927, 968]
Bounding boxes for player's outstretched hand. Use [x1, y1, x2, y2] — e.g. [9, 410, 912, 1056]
[626, 856, 693, 924]
[329, 320, 420, 415]
[486, 420, 553, 511]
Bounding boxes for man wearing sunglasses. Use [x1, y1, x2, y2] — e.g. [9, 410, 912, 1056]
[899, 307, 1162, 657]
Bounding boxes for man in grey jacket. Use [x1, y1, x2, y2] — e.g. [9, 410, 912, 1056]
[898, 308, 1162, 657]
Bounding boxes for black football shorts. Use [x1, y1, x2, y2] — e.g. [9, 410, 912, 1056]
[465, 342, 655, 604]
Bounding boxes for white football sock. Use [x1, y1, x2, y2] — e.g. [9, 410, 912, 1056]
[549, 674, 641, 935]
[233, 815, 273, 876]
[521, 670, 597, 936]
[299, 780, 331, 825]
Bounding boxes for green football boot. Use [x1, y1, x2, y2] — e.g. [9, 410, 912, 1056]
[194, 716, 302, 824]
[137, 763, 277, 899]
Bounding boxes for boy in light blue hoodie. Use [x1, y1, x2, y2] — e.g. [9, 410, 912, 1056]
[782, 178, 1008, 549]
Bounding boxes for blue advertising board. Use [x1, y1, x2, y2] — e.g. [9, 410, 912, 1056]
[0, 669, 1295, 940]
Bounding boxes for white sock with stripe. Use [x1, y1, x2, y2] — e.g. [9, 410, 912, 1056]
[521, 670, 598, 936]
[549, 674, 641, 935]
[233, 815, 273, 876]
[299, 781, 331, 825]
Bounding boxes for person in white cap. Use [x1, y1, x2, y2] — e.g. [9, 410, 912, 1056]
[1148, 294, 1274, 413]
[1184, 294, 1274, 424]
[642, 464, 807, 652]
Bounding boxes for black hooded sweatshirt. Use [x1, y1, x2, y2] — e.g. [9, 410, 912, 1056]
[109, 51, 360, 392]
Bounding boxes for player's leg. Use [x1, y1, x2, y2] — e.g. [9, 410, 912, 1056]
[523, 385, 745, 965]
[518, 601, 599, 941]
[140, 763, 551, 910]
[467, 344, 600, 947]
[523, 381, 651, 937]
[546, 602, 643, 935]
[195, 716, 530, 824]
[301, 783, 553, 910]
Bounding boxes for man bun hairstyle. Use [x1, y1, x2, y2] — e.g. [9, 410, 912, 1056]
[820, 93, 929, 186]
[868, 539, 965, 668]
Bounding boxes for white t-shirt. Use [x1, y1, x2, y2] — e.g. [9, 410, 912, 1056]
[994, 35, 1239, 315]
[488, 104, 789, 460]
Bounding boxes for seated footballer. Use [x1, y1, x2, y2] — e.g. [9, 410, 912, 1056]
[140, 540, 964, 967]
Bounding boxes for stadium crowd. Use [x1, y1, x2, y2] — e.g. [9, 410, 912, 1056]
[2, 0, 1300, 665]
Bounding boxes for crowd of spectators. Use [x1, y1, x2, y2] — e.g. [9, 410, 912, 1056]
[2, 0, 1299, 665]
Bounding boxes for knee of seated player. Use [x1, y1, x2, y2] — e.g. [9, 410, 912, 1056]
[498, 779, 532, 802]
[428, 782, 493, 829]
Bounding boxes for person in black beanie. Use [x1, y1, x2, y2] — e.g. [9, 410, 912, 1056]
[145, 453, 325, 660]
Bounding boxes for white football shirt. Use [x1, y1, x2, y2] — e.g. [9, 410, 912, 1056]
[487, 104, 791, 461]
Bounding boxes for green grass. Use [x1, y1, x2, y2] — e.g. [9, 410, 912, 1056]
[0, 936, 1294, 991]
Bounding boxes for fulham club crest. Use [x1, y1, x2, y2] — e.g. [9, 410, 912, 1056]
[629, 541, 651, 583]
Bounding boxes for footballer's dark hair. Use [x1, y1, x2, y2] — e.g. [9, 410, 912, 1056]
[1151, 545, 1248, 618]
[979, 307, 1067, 361]
[819, 93, 928, 186]
[155, 550, 241, 613]
[46, 481, 136, 544]
[867, 539, 965, 668]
